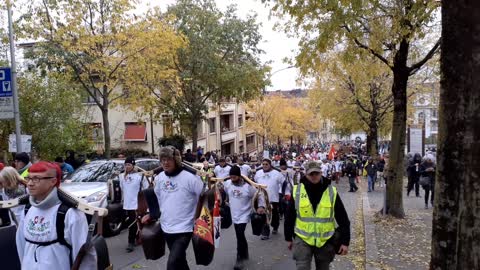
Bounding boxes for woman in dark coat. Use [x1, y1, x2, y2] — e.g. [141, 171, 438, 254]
[419, 158, 436, 209]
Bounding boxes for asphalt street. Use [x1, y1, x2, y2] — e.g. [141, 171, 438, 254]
[107, 178, 360, 270]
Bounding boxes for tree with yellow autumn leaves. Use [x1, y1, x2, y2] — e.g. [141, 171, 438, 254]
[19, 0, 184, 158]
[246, 94, 316, 146]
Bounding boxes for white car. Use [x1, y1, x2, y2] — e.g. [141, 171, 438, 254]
[61, 158, 160, 236]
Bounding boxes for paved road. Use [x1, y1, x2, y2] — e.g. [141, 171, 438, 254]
[107, 178, 360, 270]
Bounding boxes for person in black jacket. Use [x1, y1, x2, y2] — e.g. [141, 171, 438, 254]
[284, 161, 351, 270]
[345, 158, 358, 192]
[419, 158, 435, 209]
[407, 153, 422, 197]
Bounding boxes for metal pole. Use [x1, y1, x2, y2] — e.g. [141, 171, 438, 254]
[150, 111, 155, 155]
[7, 1, 22, 153]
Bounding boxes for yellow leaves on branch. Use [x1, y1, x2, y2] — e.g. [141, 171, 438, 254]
[246, 94, 315, 143]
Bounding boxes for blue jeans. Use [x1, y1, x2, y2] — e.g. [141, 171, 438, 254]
[368, 175, 375, 191]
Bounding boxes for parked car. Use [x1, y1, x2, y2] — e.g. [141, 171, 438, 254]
[61, 158, 160, 236]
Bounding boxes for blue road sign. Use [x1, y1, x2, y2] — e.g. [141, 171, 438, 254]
[0, 67, 12, 98]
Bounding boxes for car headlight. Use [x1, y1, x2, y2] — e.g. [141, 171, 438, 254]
[85, 191, 107, 203]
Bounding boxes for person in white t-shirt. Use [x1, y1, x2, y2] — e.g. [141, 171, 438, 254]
[143, 147, 203, 270]
[120, 157, 148, 252]
[254, 159, 284, 239]
[237, 158, 251, 178]
[223, 166, 265, 270]
[214, 157, 231, 179]
[16, 161, 96, 270]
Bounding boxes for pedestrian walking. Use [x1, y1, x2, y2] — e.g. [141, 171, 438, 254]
[376, 156, 386, 188]
[407, 153, 422, 197]
[345, 158, 359, 192]
[254, 158, 285, 239]
[419, 158, 436, 209]
[143, 147, 204, 270]
[120, 157, 148, 252]
[54, 156, 75, 176]
[214, 157, 232, 179]
[223, 166, 266, 270]
[284, 161, 351, 270]
[16, 161, 96, 269]
[364, 158, 377, 192]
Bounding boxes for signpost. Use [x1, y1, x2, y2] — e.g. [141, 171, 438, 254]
[408, 124, 425, 156]
[0, 68, 13, 120]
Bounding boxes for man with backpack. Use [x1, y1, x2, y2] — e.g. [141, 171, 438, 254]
[16, 161, 96, 269]
[345, 158, 359, 192]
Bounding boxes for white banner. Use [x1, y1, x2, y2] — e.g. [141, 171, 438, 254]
[8, 134, 32, 153]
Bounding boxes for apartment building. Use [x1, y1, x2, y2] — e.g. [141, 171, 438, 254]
[184, 101, 261, 156]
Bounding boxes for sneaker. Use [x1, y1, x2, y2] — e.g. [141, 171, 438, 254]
[126, 243, 134, 253]
[261, 235, 270, 240]
[425, 204, 428, 209]
[272, 229, 278, 235]
[233, 259, 245, 270]
[348, 190, 354, 192]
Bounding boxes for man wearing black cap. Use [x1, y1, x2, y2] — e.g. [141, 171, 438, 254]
[120, 156, 148, 252]
[14, 152, 31, 178]
[223, 165, 266, 270]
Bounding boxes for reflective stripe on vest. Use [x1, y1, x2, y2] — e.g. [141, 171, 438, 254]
[293, 183, 336, 248]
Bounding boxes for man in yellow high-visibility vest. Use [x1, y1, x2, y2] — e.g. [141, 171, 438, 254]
[284, 161, 351, 270]
[14, 152, 32, 178]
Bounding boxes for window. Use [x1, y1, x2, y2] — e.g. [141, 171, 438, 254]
[239, 141, 244, 153]
[209, 118, 216, 133]
[418, 112, 425, 120]
[124, 122, 147, 142]
[83, 88, 101, 104]
[432, 109, 438, 118]
[162, 115, 173, 136]
[238, 115, 243, 127]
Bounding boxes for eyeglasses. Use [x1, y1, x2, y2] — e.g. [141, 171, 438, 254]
[25, 176, 56, 183]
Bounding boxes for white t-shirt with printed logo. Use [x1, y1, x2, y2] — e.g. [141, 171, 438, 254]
[254, 169, 284, 203]
[154, 170, 204, 234]
[120, 172, 148, 210]
[223, 180, 265, 224]
[214, 165, 231, 179]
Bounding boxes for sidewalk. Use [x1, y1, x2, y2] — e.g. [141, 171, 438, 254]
[364, 178, 432, 270]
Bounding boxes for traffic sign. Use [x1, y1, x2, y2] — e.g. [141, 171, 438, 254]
[0, 67, 14, 120]
[0, 67, 12, 97]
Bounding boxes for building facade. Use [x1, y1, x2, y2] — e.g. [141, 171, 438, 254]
[411, 84, 439, 143]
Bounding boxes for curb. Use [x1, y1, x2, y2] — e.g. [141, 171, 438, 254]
[363, 193, 380, 270]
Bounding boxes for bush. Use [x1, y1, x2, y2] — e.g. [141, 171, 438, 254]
[158, 135, 186, 152]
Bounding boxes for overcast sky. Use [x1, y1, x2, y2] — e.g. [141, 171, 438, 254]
[140, 0, 303, 91]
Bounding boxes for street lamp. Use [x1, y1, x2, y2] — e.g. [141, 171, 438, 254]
[263, 65, 296, 94]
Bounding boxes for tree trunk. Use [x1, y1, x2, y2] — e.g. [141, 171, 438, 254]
[366, 126, 378, 158]
[385, 40, 410, 218]
[101, 107, 111, 159]
[430, 2, 480, 269]
[191, 115, 199, 156]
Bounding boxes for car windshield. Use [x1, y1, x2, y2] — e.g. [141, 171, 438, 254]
[68, 162, 124, 182]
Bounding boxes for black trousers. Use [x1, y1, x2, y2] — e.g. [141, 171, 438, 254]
[234, 223, 249, 260]
[125, 210, 137, 244]
[164, 232, 193, 270]
[348, 177, 358, 191]
[407, 177, 420, 196]
[262, 202, 280, 236]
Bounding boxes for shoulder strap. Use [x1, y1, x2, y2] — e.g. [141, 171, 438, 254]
[56, 203, 73, 265]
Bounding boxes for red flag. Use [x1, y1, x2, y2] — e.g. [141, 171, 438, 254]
[328, 145, 336, 160]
